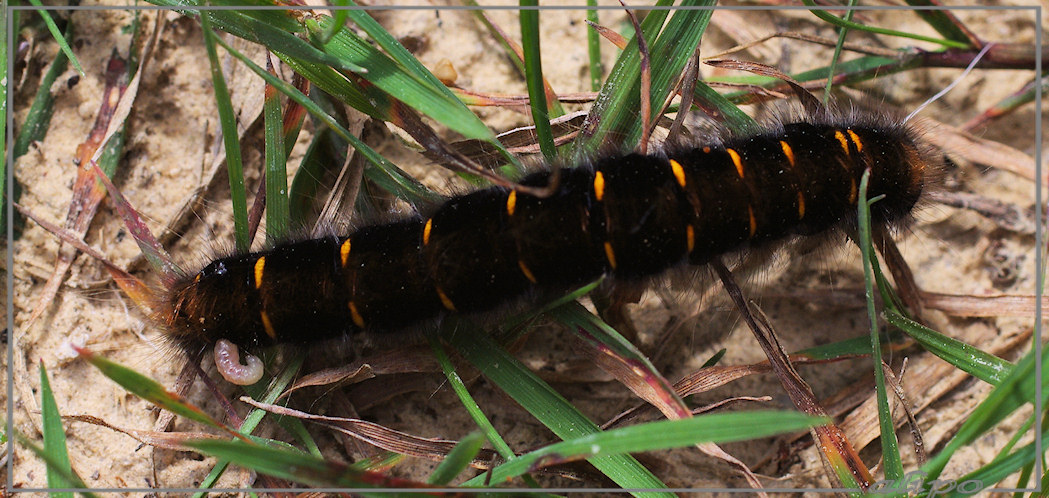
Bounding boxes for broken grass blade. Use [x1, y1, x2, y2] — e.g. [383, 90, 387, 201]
[89, 163, 182, 283]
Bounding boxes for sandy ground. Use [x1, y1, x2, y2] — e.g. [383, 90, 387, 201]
[4, 1, 1046, 494]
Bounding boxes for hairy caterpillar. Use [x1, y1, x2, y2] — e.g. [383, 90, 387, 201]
[163, 115, 931, 384]
[12, 4, 1038, 493]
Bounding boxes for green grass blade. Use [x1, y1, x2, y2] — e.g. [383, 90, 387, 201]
[857, 171, 902, 481]
[264, 79, 289, 243]
[428, 335, 516, 462]
[519, 1, 556, 160]
[921, 342, 1047, 482]
[885, 310, 1013, 385]
[576, 0, 716, 153]
[39, 364, 74, 496]
[474, 411, 827, 485]
[200, 12, 250, 252]
[822, 0, 856, 101]
[586, 1, 602, 91]
[801, 0, 968, 49]
[303, 16, 497, 143]
[25, 0, 84, 75]
[12, 431, 99, 497]
[13, 21, 69, 158]
[213, 34, 442, 207]
[445, 322, 671, 495]
[426, 431, 486, 485]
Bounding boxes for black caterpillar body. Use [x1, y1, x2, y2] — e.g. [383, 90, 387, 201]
[163, 119, 930, 353]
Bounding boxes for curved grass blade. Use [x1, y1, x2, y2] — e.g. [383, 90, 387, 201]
[857, 170, 902, 481]
[801, 0, 969, 49]
[12, 431, 98, 497]
[885, 310, 1013, 385]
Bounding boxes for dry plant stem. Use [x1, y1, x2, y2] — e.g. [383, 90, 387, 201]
[666, 47, 701, 148]
[926, 190, 1036, 235]
[711, 257, 873, 489]
[882, 359, 926, 466]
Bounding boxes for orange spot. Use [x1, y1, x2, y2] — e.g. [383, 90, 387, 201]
[727, 148, 744, 178]
[348, 301, 365, 328]
[253, 257, 266, 289]
[686, 224, 695, 253]
[194, 273, 201, 283]
[702, 146, 711, 154]
[518, 260, 537, 284]
[834, 130, 850, 156]
[436, 287, 457, 311]
[669, 159, 686, 188]
[849, 178, 858, 204]
[506, 190, 517, 216]
[846, 129, 863, 153]
[747, 205, 757, 237]
[340, 238, 352, 267]
[423, 218, 433, 245]
[594, 171, 606, 201]
[603, 241, 617, 269]
[779, 141, 795, 167]
[260, 310, 277, 339]
[797, 191, 806, 219]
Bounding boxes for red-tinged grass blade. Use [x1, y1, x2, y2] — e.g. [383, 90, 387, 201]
[12, 431, 99, 498]
[814, 427, 869, 490]
[444, 320, 672, 494]
[74, 347, 246, 442]
[586, 18, 628, 50]
[426, 432, 486, 485]
[351, 452, 407, 473]
[550, 303, 687, 419]
[14, 202, 160, 313]
[963, 74, 1048, 131]
[39, 363, 74, 496]
[885, 310, 1014, 385]
[183, 439, 459, 494]
[89, 163, 182, 283]
[466, 410, 828, 486]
